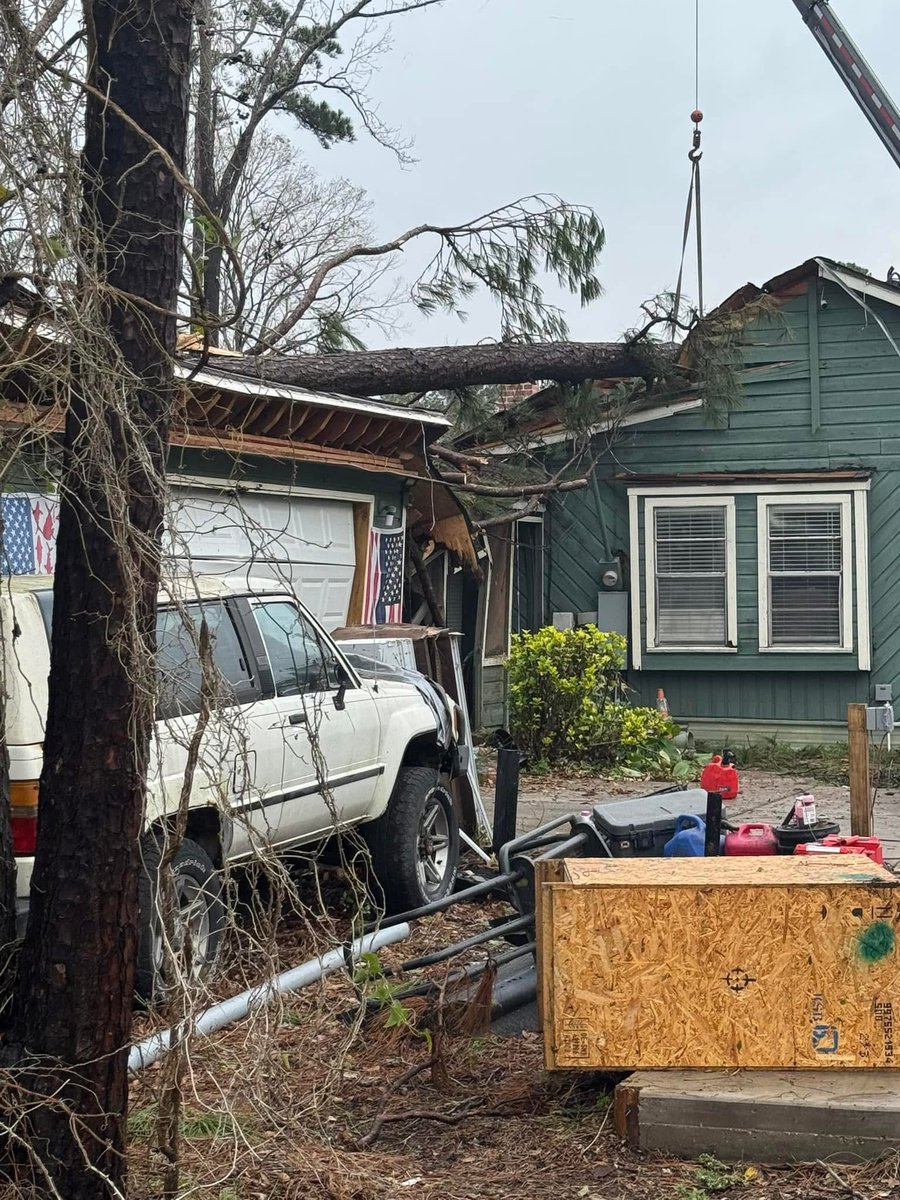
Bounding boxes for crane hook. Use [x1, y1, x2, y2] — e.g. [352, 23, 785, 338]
[688, 109, 703, 162]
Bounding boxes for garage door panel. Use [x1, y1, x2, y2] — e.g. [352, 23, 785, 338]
[168, 489, 360, 629]
[294, 571, 355, 632]
[171, 494, 355, 564]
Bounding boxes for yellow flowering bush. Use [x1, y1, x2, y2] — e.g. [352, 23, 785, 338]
[506, 625, 675, 766]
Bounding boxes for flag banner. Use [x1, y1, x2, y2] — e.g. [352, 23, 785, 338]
[362, 527, 404, 624]
[1, 494, 59, 575]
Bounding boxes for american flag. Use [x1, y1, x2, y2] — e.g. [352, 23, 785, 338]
[2, 494, 59, 575]
[363, 528, 404, 624]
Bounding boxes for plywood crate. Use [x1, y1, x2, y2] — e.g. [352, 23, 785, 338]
[538, 857, 899, 1070]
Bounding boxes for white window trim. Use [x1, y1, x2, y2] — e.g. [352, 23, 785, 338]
[854, 491, 872, 672]
[482, 532, 515, 667]
[644, 495, 737, 655]
[757, 493, 854, 656]
[629, 480, 870, 497]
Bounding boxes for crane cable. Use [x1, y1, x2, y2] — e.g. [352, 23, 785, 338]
[672, 0, 705, 328]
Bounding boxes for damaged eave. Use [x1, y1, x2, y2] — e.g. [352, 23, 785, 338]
[0, 315, 452, 475]
[471, 394, 705, 455]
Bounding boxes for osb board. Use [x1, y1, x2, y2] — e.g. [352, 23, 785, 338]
[560, 856, 896, 887]
[541, 860, 899, 1071]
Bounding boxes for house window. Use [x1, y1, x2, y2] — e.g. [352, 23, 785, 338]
[645, 499, 737, 651]
[758, 495, 853, 651]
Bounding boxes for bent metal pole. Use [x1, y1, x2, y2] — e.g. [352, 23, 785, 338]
[128, 923, 412, 1075]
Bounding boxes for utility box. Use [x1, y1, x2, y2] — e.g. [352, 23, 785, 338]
[596, 591, 629, 637]
[538, 857, 899, 1071]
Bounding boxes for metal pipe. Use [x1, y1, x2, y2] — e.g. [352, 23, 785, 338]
[532, 830, 589, 862]
[365, 870, 520, 932]
[399, 913, 533, 971]
[498, 812, 576, 876]
[128, 923, 411, 1075]
[490, 967, 537, 1020]
[352, 941, 538, 1020]
[492, 748, 521, 854]
[705, 791, 723, 857]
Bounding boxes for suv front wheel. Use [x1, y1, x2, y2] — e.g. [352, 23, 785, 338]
[366, 766, 460, 914]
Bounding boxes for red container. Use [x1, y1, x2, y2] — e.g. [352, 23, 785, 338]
[724, 822, 777, 856]
[794, 835, 883, 865]
[700, 756, 740, 801]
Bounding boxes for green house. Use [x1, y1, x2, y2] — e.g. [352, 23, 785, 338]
[480, 257, 900, 743]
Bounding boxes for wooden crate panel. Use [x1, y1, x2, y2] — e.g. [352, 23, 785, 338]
[540, 858, 899, 1071]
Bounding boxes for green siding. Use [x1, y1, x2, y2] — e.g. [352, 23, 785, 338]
[627, 671, 867, 725]
[513, 279, 900, 729]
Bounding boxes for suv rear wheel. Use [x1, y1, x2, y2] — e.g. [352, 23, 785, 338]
[366, 766, 460, 914]
[136, 836, 225, 1003]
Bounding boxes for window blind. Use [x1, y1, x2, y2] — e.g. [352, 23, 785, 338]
[767, 505, 842, 646]
[654, 506, 728, 646]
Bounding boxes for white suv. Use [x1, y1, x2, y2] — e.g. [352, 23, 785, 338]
[6, 575, 463, 995]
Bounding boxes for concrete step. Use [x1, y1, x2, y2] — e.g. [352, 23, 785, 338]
[615, 1069, 900, 1163]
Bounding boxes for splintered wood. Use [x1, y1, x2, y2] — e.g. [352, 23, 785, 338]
[538, 857, 899, 1070]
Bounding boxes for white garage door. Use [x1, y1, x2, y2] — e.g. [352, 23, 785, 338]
[168, 488, 358, 630]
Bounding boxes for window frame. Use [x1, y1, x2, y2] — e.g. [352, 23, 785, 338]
[643, 495, 738, 654]
[757, 493, 854, 655]
[246, 595, 357, 699]
[155, 599, 261, 721]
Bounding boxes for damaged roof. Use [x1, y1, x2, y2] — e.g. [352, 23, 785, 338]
[0, 312, 449, 475]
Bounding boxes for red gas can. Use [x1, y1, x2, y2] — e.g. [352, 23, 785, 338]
[700, 755, 740, 801]
[794, 835, 883, 865]
[724, 822, 777, 856]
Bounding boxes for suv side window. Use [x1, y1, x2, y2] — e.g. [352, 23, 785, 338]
[157, 601, 255, 719]
[253, 600, 330, 696]
[37, 591, 258, 720]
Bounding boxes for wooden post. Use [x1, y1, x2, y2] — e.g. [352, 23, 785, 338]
[847, 703, 872, 837]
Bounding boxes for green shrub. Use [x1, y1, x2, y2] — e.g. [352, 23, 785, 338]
[506, 625, 675, 766]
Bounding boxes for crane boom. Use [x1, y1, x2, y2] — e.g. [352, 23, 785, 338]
[792, 1, 900, 172]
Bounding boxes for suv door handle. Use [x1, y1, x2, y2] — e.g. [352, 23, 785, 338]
[288, 711, 308, 726]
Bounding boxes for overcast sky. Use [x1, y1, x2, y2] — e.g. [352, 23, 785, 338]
[302, 0, 900, 347]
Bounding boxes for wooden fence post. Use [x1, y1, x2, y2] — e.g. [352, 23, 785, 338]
[847, 703, 872, 837]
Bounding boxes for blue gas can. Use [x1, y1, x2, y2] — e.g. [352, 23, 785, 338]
[663, 814, 707, 857]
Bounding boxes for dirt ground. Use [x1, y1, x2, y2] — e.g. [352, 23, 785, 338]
[128, 899, 900, 1200]
[126, 771, 900, 1200]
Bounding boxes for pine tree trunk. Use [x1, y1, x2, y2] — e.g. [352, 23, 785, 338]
[193, 339, 671, 396]
[0, 511, 18, 967]
[192, 0, 221, 340]
[0, 724, 15, 990]
[4, 0, 192, 1191]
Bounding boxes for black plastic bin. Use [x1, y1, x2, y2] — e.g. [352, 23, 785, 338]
[591, 790, 708, 858]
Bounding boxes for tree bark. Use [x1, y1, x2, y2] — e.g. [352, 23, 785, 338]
[0, 717, 14, 994]
[0, 503, 16, 966]
[5, 0, 192, 1192]
[187, 340, 673, 397]
[441, 476, 588, 498]
[192, 0, 220, 337]
[408, 538, 445, 628]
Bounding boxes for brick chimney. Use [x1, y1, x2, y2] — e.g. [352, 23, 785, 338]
[497, 381, 544, 411]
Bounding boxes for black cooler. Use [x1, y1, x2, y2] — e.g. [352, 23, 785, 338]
[590, 790, 708, 857]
